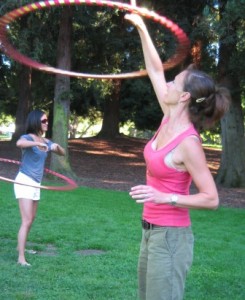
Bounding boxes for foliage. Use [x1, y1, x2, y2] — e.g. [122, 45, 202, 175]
[201, 130, 222, 145]
[1, 0, 180, 125]
[0, 1, 59, 116]
[69, 108, 102, 138]
[0, 112, 14, 124]
[120, 78, 162, 130]
[0, 182, 244, 299]
[0, 0, 244, 143]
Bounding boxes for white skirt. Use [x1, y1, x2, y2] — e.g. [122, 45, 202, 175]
[14, 172, 41, 200]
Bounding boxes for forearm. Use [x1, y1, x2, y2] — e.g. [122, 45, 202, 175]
[16, 139, 45, 149]
[125, 14, 163, 74]
[137, 24, 164, 76]
[130, 185, 219, 210]
[167, 193, 219, 210]
[125, 14, 168, 111]
[56, 145, 65, 156]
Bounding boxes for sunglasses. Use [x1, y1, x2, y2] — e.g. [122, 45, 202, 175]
[41, 119, 48, 124]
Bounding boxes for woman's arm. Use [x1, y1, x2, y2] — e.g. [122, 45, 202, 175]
[125, 14, 168, 114]
[50, 143, 65, 156]
[174, 137, 219, 209]
[130, 138, 219, 210]
[16, 137, 48, 151]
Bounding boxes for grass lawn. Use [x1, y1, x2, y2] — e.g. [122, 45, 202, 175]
[0, 181, 244, 300]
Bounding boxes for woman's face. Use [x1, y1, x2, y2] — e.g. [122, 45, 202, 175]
[165, 71, 187, 104]
[40, 114, 48, 133]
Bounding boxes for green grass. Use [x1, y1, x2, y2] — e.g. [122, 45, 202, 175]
[0, 181, 244, 300]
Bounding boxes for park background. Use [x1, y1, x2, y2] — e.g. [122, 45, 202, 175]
[0, 0, 244, 299]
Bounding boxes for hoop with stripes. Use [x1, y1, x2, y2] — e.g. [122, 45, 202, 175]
[0, 158, 78, 191]
[0, 0, 190, 79]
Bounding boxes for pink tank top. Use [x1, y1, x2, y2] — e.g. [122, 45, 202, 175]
[143, 118, 200, 227]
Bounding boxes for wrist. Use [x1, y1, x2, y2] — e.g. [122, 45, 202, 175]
[169, 194, 178, 206]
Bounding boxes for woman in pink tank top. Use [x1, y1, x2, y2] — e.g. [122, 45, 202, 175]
[125, 14, 231, 300]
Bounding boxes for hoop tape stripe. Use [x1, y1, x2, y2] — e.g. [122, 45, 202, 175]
[0, 0, 190, 79]
[0, 158, 78, 191]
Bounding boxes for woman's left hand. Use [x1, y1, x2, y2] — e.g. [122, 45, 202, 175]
[51, 143, 59, 152]
[51, 143, 65, 156]
[129, 185, 168, 204]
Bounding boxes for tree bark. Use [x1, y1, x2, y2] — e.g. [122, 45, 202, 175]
[215, 0, 245, 187]
[217, 97, 245, 187]
[10, 13, 33, 142]
[98, 79, 121, 138]
[11, 66, 32, 142]
[50, 7, 76, 178]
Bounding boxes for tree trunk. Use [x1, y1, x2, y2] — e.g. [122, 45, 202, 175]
[216, 71, 245, 187]
[215, 0, 245, 187]
[50, 7, 76, 178]
[11, 66, 32, 142]
[98, 79, 121, 138]
[217, 98, 245, 187]
[11, 14, 33, 142]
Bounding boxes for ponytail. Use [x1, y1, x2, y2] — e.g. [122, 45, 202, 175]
[183, 69, 231, 131]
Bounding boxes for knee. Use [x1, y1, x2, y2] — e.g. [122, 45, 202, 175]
[22, 218, 34, 229]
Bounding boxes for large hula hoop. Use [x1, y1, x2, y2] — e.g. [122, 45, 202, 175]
[0, 0, 190, 79]
[0, 158, 78, 191]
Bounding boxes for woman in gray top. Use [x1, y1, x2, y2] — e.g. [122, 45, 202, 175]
[14, 109, 65, 266]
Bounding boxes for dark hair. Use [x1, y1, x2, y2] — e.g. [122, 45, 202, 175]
[25, 109, 45, 135]
[183, 69, 231, 131]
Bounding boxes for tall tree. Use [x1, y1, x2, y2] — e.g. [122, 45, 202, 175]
[2, 1, 59, 141]
[6, 8, 34, 141]
[98, 79, 121, 138]
[214, 0, 245, 187]
[50, 7, 76, 177]
[71, 5, 147, 138]
[11, 65, 32, 141]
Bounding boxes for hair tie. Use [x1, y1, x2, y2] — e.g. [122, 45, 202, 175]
[196, 97, 206, 103]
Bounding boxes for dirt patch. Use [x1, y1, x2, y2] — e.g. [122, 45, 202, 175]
[0, 137, 244, 208]
[74, 249, 106, 256]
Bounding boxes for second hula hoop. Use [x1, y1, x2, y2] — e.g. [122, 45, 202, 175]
[0, 0, 190, 79]
[0, 158, 78, 191]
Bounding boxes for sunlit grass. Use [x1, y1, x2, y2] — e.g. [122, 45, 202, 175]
[0, 182, 244, 299]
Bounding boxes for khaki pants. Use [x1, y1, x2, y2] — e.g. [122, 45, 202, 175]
[138, 226, 194, 300]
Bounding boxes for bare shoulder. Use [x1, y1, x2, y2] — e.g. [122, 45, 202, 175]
[179, 135, 207, 163]
[182, 135, 202, 149]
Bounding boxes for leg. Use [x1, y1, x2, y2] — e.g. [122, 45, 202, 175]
[170, 227, 194, 300]
[145, 227, 194, 300]
[17, 198, 38, 265]
[138, 230, 149, 300]
[145, 228, 172, 300]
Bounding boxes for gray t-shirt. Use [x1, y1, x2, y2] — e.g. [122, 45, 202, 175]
[19, 134, 53, 183]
